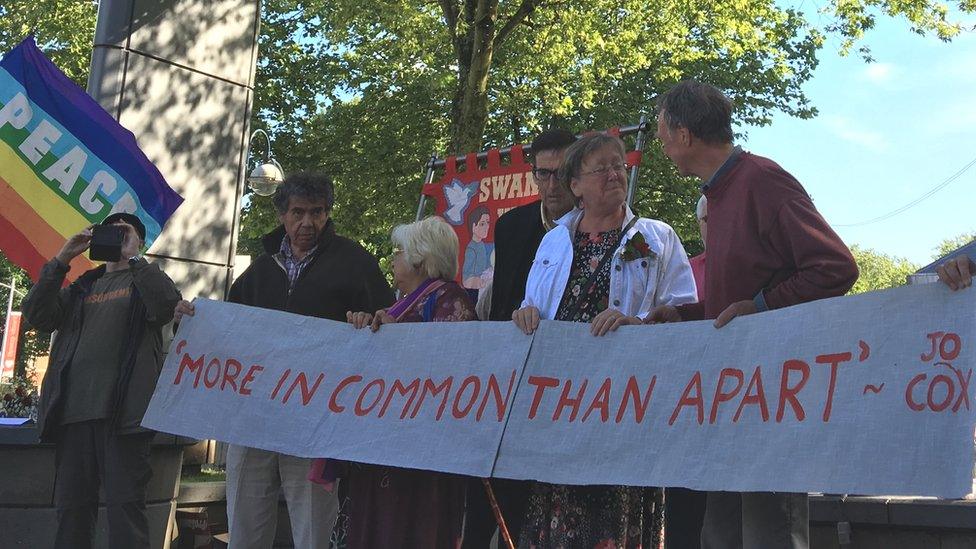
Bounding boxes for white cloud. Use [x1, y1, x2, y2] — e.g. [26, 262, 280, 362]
[822, 115, 890, 153]
[863, 62, 896, 83]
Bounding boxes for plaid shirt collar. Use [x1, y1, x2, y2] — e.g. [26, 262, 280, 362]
[278, 235, 318, 291]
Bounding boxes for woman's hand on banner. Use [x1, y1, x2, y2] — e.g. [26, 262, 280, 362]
[590, 309, 641, 336]
[347, 310, 374, 330]
[512, 306, 541, 335]
[370, 309, 396, 332]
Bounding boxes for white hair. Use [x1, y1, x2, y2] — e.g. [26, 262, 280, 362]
[391, 216, 459, 280]
[696, 195, 707, 220]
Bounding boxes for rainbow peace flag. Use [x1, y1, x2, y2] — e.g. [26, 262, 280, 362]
[0, 37, 183, 281]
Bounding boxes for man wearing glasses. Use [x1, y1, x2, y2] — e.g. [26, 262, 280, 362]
[483, 128, 578, 323]
[462, 128, 577, 548]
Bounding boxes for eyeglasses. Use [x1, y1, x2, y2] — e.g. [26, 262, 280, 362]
[579, 162, 630, 178]
[531, 167, 558, 181]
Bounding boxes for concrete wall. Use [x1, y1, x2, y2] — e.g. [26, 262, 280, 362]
[0, 429, 186, 548]
[87, 0, 261, 300]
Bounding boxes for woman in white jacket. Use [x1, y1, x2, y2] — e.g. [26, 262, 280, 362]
[512, 133, 697, 336]
[510, 133, 697, 548]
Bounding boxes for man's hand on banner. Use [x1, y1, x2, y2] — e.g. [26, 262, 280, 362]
[938, 257, 974, 291]
[174, 300, 195, 324]
[714, 299, 758, 328]
[590, 309, 641, 336]
[55, 225, 95, 265]
[512, 306, 541, 335]
[645, 305, 681, 324]
[347, 310, 374, 330]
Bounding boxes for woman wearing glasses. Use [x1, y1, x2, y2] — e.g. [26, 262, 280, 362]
[511, 133, 697, 548]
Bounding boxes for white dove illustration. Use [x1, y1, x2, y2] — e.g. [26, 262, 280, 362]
[444, 180, 478, 225]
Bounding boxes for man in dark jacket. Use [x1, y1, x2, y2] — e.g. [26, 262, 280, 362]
[487, 128, 578, 322]
[176, 172, 393, 548]
[463, 128, 577, 548]
[23, 212, 182, 549]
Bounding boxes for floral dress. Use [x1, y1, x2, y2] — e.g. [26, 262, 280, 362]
[520, 228, 664, 549]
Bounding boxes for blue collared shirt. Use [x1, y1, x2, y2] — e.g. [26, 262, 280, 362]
[700, 145, 744, 193]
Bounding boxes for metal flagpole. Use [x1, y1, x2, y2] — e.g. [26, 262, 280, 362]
[415, 154, 438, 222]
[626, 115, 650, 207]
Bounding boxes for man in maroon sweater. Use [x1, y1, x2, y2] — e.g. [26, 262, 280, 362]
[648, 81, 858, 549]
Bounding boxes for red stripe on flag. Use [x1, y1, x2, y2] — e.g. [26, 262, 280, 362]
[0, 175, 76, 259]
[0, 211, 94, 284]
[0, 213, 49, 283]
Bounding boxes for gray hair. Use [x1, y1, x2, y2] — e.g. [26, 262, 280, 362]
[272, 172, 335, 214]
[557, 134, 627, 204]
[696, 195, 707, 220]
[658, 80, 734, 145]
[391, 216, 459, 281]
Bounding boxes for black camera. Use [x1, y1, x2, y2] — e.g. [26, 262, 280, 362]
[88, 225, 125, 262]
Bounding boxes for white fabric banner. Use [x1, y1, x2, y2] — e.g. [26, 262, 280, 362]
[143, 300, 532, 477]
[143, 283, 976, 497]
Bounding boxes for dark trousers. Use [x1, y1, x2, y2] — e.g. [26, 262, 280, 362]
[665, 488, 707, 549]
[462, 477, 532, 548]
[54, 420, 154, 549]
[700, 491, 809, 549]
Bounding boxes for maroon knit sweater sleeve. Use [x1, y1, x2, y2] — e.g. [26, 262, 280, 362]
[676, 301, 705, 321]
[761, 197, 859, 309]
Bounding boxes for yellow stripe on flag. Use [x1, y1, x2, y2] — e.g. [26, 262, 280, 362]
[0, 140, 91, 238]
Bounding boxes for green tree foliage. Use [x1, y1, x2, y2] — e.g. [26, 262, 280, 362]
[243, 0, 976, 261]
[848, 245, 918, 295]
[2, 0, 973, 271]
[934, 231, 976, 260]
[0, 1, 98, 86]
[0, 1, 97, 374]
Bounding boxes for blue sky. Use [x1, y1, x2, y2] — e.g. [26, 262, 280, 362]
[739, 14, 976, 266]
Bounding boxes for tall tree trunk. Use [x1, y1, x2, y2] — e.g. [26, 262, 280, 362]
[442, 0, 544, 154]
[450, 0, 498, 154]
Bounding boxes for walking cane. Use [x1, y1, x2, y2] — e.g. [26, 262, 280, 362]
[482, 478, 516, 549]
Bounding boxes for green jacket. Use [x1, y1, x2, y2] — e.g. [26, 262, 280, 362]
[22, 258, 182, 441]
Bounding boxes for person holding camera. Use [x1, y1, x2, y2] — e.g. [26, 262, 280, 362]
[22, 212, 182, 549]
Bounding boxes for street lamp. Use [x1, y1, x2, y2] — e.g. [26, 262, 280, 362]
[246, 129, 284, 196]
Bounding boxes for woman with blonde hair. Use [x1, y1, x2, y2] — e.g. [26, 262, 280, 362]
[342, 215, 476, 548]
